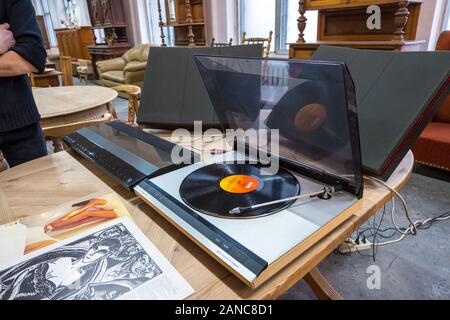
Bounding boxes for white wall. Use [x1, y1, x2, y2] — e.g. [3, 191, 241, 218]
[207, 0, 239, 44]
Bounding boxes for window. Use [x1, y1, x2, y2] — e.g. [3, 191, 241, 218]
[444, 0, 450, 30]
[33, 0, 92, 47]
[239, 0, 276, 42]
[38, 0, 57, 47]
[238, 0, 318, 55]
[279, 0, 318, 52]
[145, 0, 174, 45]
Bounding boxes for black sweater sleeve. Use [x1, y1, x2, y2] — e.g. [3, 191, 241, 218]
[9, 0, 47, 73]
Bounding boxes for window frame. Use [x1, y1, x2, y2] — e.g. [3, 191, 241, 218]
[443, 0, 450, 31]
[38, 0, 57, 47]
[237, 0, 296, 55]
[145, 0, 174, 46]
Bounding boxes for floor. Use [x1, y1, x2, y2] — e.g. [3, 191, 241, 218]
[56, 80, 450, 300]
[282, 164, 450, 300]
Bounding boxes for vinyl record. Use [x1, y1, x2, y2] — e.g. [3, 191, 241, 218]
[265, 80, 349, 159]
[180, 163, 301, 219]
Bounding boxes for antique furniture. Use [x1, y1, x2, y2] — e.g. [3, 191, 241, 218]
[112, 85, 142, 124]
[46, 47, 61, 71]
[60, 56, 74, 86]
[0, 134, 414, 299]
[55, 27, 94, 61]
[96, 44, 150, 90]
[159, 0, 208, 46]
[76, 59, 95, 84]
[211, 38, 233, 47]
[30, 69, 63, 88]
[413, 31, 450, 171]
[242, 31, 273, 58]
[289, 0, 425, 59]
[32, 86, 118, 152]
[86, 0, 131, 80]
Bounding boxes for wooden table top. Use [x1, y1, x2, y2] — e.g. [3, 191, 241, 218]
[33, 86, 118, 119]
[0, 146, 414, 299]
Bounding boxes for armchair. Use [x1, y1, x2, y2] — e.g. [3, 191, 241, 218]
[96, 44, 150, 90]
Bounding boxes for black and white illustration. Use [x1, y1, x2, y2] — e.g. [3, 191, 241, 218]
[0, 222, 163, 300]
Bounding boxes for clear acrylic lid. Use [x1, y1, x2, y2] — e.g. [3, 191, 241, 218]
[195, 55, 363, 197]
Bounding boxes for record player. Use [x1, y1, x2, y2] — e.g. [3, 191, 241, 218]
[135, 56, 364, 288]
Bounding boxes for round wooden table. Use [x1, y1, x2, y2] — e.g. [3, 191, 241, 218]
[33, 86, 118, 151]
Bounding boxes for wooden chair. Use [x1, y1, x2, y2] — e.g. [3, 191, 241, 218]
[211, 38, 233, 47]
[0, 151, 9, 173]
[60, 56, 73, 86]
[112, 85, 142, 124]
[76, 59, 94, 84]
[45, 113, 113, 152]
[241, 31, 273, 58]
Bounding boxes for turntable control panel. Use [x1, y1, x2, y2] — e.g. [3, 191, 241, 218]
[135, 179, 268, 278]
[65, 133, 146, 188]
[64, 122, 200, 191]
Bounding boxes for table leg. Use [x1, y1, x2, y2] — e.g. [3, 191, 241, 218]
[304, 268, 343, 300]
[52, 138, 65, 153]
[0, 151, 8, 172]
[107, 102, 118, 119]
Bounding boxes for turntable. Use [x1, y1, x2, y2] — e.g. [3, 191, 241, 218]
[135, 56, 364, 288]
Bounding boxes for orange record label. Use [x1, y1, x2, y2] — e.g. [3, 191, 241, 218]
[294, 103, 327, 132]
[220, 175, 260, 194]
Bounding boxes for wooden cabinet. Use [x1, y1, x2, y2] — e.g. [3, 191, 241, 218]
[290, 0, 425, 59]
[55, 27, 95, 60]
[160, 0, 208, 46]
[306, 0, 391, 9]
[87, 0, 126, 27]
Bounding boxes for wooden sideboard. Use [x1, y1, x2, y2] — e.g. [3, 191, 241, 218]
[290, 0, 425, 59]
[55, 27, 95, 61]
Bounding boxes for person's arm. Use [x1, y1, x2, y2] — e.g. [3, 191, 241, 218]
[0, 51, 38, 77]
[7, 0, 46, 75]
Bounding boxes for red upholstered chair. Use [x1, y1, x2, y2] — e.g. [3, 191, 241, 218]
[412, 31, 450, 171]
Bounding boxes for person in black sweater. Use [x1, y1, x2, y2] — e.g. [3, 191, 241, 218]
[0, 0, 48, 167]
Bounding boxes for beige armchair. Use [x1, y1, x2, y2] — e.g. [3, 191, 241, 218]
[96, 44, 150, 90]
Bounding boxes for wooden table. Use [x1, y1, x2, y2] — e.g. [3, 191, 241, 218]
[0, 131, 414, 300]
[30, 70, 63, 87]
[33, 86, 118, 151]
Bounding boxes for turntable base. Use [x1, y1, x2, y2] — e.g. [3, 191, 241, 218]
[135, 151, 361, 288]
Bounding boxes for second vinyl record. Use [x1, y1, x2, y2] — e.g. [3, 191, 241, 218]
[180, 163, 301, 219]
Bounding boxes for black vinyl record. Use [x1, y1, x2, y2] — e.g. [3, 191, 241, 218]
[180, 163, 301, 219]
[265, 80, 349, 159]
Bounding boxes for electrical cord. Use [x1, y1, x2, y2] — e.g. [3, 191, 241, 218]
[334, 176, 450, 259]
[365, 176, 418, 235]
